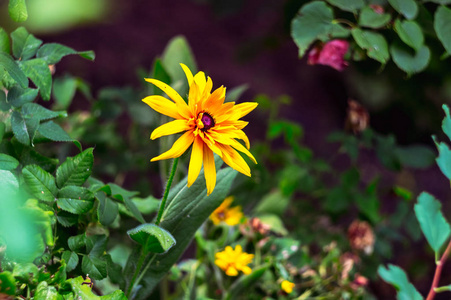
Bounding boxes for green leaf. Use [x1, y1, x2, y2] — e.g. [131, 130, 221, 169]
[258, 214, 288, 235]
[7, 86, 38, 107]
[68, 234, 86, 252]
[443, 105, 451, 141]
[96, 192, 119, 226]
[22, 164, 57, 202]
[0, 153, 19, 170]
[57, 186, 94, 214]
[326, 0, 364, 13]
[109, 183, 144, 223]
[435, 5, 451, 55]
[62, 251, 79, 272]
[81, 256, 107, 280]
[395, 145, 435, 169]
[35, 281, 58, 300]
[132, 196, 160, 215]
[0, 170, 19, 195]
[0, 121, 4, 143]
[56, 148, 94, 188]
[38, 121, 72, 142]
[352, 28, 389, 64]
[434, 137, 451, 180]
[390, 44, 430, 76]
[100, 290, 127, 300]
[359, 6, 391, 29]
[0, 52, 28, 88]
[388, 0, 418, 20]
[19, 58, 52, 100]
[11, 27, 42, 60]
[127, 224, 176, 254]
[11, 110, 30, 145]
[291, 1, 348, 57]
[21, 103, 66, 121]
[226, 265, 270, 300]
[53, 76, 77, 109]
[62, 276, 98, 300]
[0, 28, 11, 54]
[36, 43, 95, 64]
[414, 192, 451, 253]
[57, 210, 78, 227]
[125, 167, 237, 299]
[427, 0, 451, 3]
[254, 190, 290, 216]
[0, 271, 16, 295]
[378, 264, 422, 300]
[394, 20, 424, 51]
[8, 0, 28, 22]
[12, 262, 38, 283]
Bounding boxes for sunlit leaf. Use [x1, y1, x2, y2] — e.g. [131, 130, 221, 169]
[22, 164, 57, 202]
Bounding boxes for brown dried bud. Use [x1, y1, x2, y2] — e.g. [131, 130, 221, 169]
[348, 220, 375, 255]
[48, 64, 56, 75]
[239, 217, 270, 239]
[345, 100, 369, 134]
[340, 252, 360, 280]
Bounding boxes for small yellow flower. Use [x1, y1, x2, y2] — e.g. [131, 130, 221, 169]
[143, 64, 258, 195]
[210, 196, 244, 226]
[215, 245, 254, 276]
[281, 280, 295, 294]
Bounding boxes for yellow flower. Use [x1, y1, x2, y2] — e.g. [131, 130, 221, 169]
[215, 245, 254, 276]
[210, 196, 244, 226]
[143, 64, 258, 195]
[281, 280, 295, 294]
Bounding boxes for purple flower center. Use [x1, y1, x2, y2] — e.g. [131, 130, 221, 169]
[200, 112, 215, 130]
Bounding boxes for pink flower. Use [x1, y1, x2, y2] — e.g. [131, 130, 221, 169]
[369, 4, 384, 14]
[307, 40, 349, 71]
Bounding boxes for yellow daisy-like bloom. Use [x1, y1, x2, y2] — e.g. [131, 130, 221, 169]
[281, 280, 295, 294]
[209, 196, 244, 226]
[143, 64, 258, 195]
[215, 245, 254, 276]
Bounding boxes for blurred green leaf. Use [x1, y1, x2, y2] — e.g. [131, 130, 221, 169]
[22, 164, 57, 202]
[326, 0, 364, 13]
[38, 121, 72, 142]
[127, 223, 176, 254]
[0, 28, 11, 54]
[0, 52, 28, 88]
[359, 6, 391, 29]
[53, 76, 77, 109]
[56, 148, 94, 188]
[109, 183, 144, 224]
[434, 5, 451, 55]
[258, 214, 288, 235]
[68, 234, 86, 253]
[13, 262, 38, 283]
[395, 145, 435, 169]
[132, 196, 160, 215]
[433, 137, 451, 180]
[7, 86, 38, 107]
[96, 192, 119, 226]
[19, 58, 52, 100]
[394, 20, 424, 51]
[62, 250, 79, 272]
[378, 264, 422, 300]
[442, 104, 451, 141]
[227, 84, 248, 102]
[414, 192, 451, 253]
[0, 153, 19, 170]
[388, 0, 418, 20]
[36, 43, 95, 64]
[254, 190, 290, 216]
[57, 186, 94, 214]
[390, 44, 431, 76]
[8, 0, 28, 22]
[11, 27, 42, 60]
[324, 187, 351, 213]
[376, 135, 401, 171]
[0, 271, 16, 295]
[352, 28, 389, 64]
[35, 281, 58, 299]
[226, 265, 270, 300]
[0, 121, 4, 143]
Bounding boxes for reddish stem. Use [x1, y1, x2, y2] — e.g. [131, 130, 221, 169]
[426, 239, 451, 300]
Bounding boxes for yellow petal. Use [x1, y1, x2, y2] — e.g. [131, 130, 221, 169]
[241, 266, 252, 275]
[142, 95, 182, 119]
[229, 140, 257, 164]
[203, 145, 216, 196]
[151, 131, 194, 161]
[193, 71, 207, 92]
[188, 79, 201, 114]
[180, 63, 193, 86]
[203, 86, 226, 113]
[225, 267, 239, 276]
[218, 144, 251, 177]
[231, 102, 258, 120]
[188, 136, 204, 187]
[151, 120, 191, 140]
[144, 78, 191, 118]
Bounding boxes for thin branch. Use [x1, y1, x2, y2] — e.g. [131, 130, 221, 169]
[426, 239, 451, 300]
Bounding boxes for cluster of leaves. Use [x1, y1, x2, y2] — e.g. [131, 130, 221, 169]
[291, 0, 451, 75]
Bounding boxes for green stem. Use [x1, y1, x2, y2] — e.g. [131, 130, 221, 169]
[155, 157, 179, 225]
[125, 249, 148, 298]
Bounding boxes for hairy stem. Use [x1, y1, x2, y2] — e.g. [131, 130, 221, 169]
[426, 239, 451, 300]
[155, 157, 179, 225]
[125, 249, 148, 298]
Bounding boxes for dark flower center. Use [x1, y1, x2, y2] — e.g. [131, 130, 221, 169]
[200, 112, 215, 131]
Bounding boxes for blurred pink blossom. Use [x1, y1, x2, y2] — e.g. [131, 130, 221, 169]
[308, 40, 349, 71]
[369, 4, 384, 14]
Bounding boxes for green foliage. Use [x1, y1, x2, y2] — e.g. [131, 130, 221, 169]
[127, 224, 176, 254]
[352, 28, 389, 64]
[378, 264, 422, 300]
[434, 5, 451, 55]
[8, 0, 28, 22]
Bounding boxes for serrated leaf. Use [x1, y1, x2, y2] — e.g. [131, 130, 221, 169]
[378, 265, 422, 300]
[35, 281, 58, 300]
[62, 251, 79, 272]
[326, 0, 364, 13]
[0, 52, 28, 88]
[359, 6, 391, 29]
[36, 43, 95, 64]
[81, 256, 107, 280]
[443, 105, 451, 141]
[7, 86, 38, 107]
[414, 192, 451, 253]
[8, 0, 28, 22]
[394, 20, 424, 51]
[127, 224, 176, 254]
[57, 210, 78, 227]
[291, 1, 349, 57]
[11, 27, 42, 60]
[388, 0, 418, 20]
[0, 154, 19, 170]
[38, 121, 72, 142]
[435, 5, 451, 55]
[11, 110, 30, 145]
[56, 148, 94, 188]
[57, 186, 94, 214]
[433, 137, 451, 180]
[96, 192, 118, 226]
[86, 235, 108, 258]
[21, 103, 66, 121]
[22, 164, 57, 202]
[0, 28, 10, 54]
[68, 234, 86, 252]
[19, 58, 52, 100]
[352, 28, 389, 64]
[390, 44, 430, 75]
